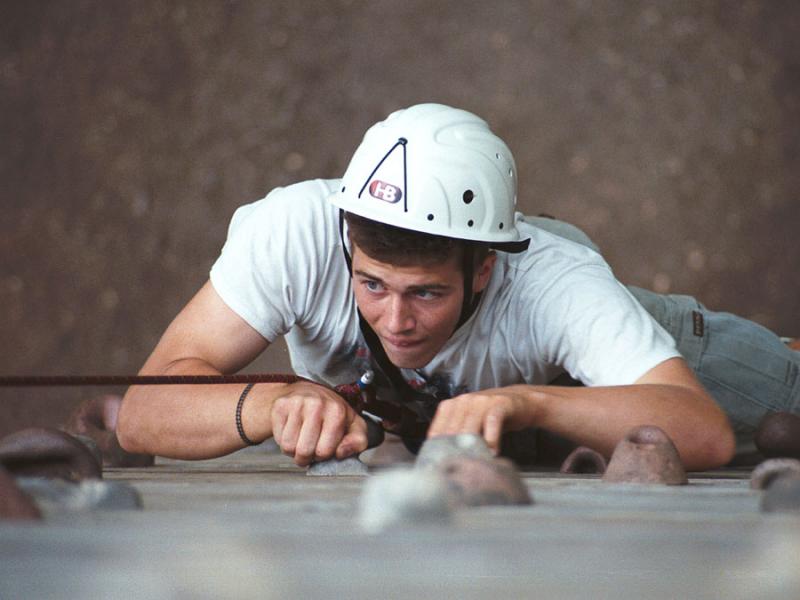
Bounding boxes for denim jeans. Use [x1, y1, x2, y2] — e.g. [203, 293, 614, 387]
[526, 216, 800, 455]
[628, 286, 800, 453]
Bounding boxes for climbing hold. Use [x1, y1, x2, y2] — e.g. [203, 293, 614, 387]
[602, 425, 687, 485]
[414, 434, 531, 506]
[754, 412, 800, 459]
[560, 446, 607, 475]
[63, 395, 154, 467]
[750, 458, 800, 513]
[761, 472, 800, 514]
[16, 477, 142, 513]
[306, 417, 383, 476]
[358, 468, 452, 533]
[0, 466, 41, 520]
[750, 458, 800, 490]
[71, 434, 104, 467]
[437, 455, 532, 506]
[415, 433, 494, 470]
[307, 456, 369, 477]
[0, 427, 102, 481]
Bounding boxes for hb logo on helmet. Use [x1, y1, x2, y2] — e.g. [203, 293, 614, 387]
[368, 180, 402, 204]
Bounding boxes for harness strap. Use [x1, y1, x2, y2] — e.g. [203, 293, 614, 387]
[338, 210, 433, 439]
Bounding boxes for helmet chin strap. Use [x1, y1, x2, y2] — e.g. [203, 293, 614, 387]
[340, 210, 478, 340]
[338, 210, 426, 413]
[455, 245, 478, 331]
[338, 209, 486, 441]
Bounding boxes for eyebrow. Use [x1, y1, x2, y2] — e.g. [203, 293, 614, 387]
[353, 269, 453, 292]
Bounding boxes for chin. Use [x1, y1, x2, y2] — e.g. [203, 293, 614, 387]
[384, 349, 430, 370]
[386, 356, 421, 370]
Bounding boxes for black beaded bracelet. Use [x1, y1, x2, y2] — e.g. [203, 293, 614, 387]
[235, 382, 258, 446]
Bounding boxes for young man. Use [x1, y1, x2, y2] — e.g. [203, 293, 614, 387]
[117, 104, 798, 470]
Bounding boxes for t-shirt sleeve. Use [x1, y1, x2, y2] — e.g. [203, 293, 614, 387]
[526, 261, 681, 386]
[209, 182, 330, 342]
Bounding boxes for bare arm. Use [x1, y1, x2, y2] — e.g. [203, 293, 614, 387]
[427, 357, 735, 471]
[117, 281, 367, 463]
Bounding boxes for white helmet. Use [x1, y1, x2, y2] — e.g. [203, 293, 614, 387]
[330, 103, 529, 252]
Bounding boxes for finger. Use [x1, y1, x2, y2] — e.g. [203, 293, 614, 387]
[279, 408, 302, 456]
[427, 412, 444, 439]
[428, 399, 457, 438]
[270, 409, 285, 446]
[294, 409, 324, 467]
[462, 410, 485, 436]
[483, 407, 505, 455]
[315, 404, 347, 461]
[441, 418, 464, 436]
[335, 416, 368, 459]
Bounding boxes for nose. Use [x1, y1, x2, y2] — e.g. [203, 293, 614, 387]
[385, 294, 415, 334]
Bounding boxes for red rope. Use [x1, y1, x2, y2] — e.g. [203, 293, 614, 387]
[0, 374, 428, 438]
[0, 374, 363, 404]
[0, 374, 305, 387]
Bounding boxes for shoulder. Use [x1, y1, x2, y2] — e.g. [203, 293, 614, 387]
[498, 218, 612, 295]
[227, 179, 341, 236]
[485, 219, 622, 352]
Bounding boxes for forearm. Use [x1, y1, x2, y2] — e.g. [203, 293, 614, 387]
[517, 383, 734, 471]
[117, 358, 285, 460]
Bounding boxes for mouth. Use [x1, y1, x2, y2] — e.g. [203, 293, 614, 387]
[382, 336, 424, 351]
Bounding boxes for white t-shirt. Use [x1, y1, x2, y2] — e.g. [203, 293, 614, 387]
[210, 179, 679, 398]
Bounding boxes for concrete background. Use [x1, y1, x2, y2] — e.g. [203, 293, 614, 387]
[1, 0, 798, 436]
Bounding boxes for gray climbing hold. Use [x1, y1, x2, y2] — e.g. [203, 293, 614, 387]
[761, 472, 800, 513]
[415, 433, 494, 470]
[305, 417, 383, 476]
[16, 477, 142, 513]
[358, 468, 452, 533]
[306, 456, 369, 477]
[750, 458, 800, 490]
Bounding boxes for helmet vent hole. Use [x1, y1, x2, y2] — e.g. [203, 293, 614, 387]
[427, 214, 434, 221]
[467, 219, 474, 227]
[499, 222, 504, 230]
[508, 169, 513, 177]
[341, 186, 346, 192]
[462, 190, 474, 204]
[495, 153, 500, 159]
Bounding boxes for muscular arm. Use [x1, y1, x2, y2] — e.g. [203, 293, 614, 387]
[428, 357, 735, 471]
[117, 281, 367, 463]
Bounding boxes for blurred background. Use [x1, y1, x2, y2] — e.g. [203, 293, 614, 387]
[1, 0, 798, 437]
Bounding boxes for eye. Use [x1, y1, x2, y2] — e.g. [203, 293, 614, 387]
[363, 280, 383, 292]
[414, 289, 441, 300]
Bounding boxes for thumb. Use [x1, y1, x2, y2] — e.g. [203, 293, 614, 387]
[335, 415, 368, 459]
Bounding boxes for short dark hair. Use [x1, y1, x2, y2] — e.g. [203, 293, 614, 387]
[344, 211, 490, 269]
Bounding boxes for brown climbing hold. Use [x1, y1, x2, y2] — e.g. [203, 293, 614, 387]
[63, 395, 154, 467]
[437, 456, 532, 506]
[602, 425, 688, 485]
[750, 458, 800, 490]
[560, 446, 607, 475]
[754, 412, 800, 459]
[0, 466, 41, 520]
[0, 427, 102, 481]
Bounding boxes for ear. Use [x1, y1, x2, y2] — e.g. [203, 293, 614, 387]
[472, 252, 497, 293]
